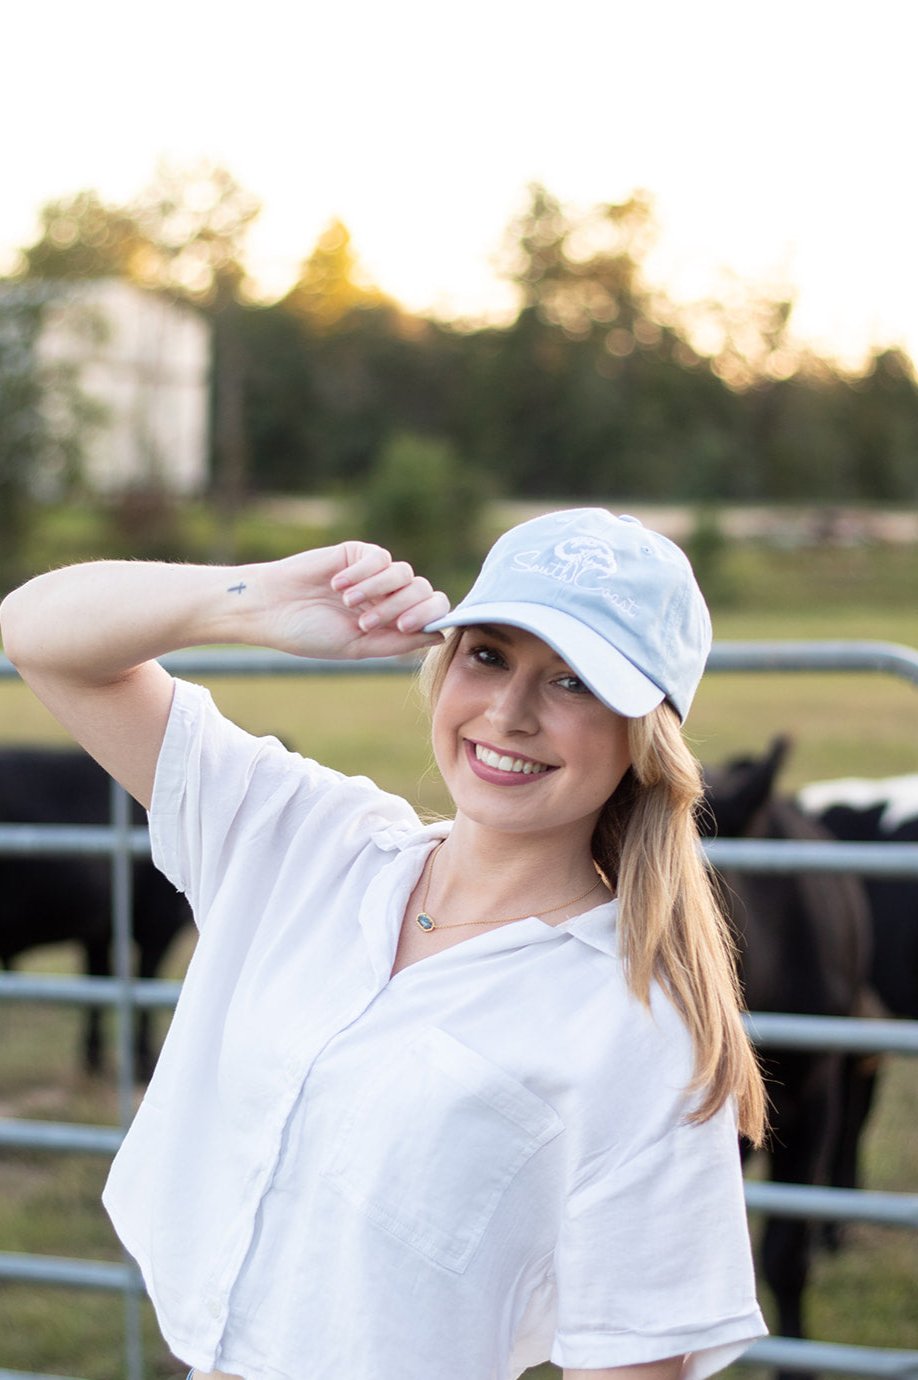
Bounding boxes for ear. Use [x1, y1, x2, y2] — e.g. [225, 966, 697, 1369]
[703, 735, 794, 836]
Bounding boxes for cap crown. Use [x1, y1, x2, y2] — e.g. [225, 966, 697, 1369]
[437, 508, 712, 720]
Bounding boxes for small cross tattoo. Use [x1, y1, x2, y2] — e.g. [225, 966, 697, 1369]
[227, 581, 247, 595]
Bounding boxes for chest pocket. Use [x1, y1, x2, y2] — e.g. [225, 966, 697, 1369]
[320, 1026, 563, 1273]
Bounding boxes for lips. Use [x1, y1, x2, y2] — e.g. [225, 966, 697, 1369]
[475, 744, 550, 774]
[465, 739, 556, 786]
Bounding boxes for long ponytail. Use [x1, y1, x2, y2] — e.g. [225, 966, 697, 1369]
[421, 634, 766, 1146]
[596, 705, 766, 1144]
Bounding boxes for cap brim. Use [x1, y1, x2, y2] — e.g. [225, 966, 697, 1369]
[424, 601, 666, 718]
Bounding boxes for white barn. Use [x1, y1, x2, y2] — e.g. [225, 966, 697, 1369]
[33, 278, 211, 495]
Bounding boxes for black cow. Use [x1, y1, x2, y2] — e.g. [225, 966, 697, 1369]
[798, 773, 918, 1021]
[0, 746, 192, 1079]
[702, 739, 873, 1362]
[798, 773, 918, 1236]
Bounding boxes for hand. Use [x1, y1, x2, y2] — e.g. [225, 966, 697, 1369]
[256, 541, 451, 660]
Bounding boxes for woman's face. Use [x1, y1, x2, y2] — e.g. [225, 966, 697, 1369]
[431, 624, 632, 847]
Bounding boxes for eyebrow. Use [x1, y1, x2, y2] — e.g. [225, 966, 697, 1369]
[468, 623, 516, 644]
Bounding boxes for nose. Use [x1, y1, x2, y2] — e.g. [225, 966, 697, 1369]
[484, 671, 540, 737]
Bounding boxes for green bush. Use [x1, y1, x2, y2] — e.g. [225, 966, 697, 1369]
[685, 507, 737, 607]
[351, 432, 490, 595]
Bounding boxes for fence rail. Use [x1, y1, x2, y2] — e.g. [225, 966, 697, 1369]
[1, 641, 917, 1378]
[6, 823, 918, 876]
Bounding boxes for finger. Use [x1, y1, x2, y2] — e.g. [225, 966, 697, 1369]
[357, 586, 449, 634]
[329, 543, 392, 593]
[353, 577, 437, 630]
[341, 560, 419, 610]
[396, 589, 450, 633]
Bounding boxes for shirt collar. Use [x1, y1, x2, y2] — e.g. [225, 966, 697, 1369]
[558, 899, 619, 957]
[369, 820, 619, 959]
[370, 818, 450, 852]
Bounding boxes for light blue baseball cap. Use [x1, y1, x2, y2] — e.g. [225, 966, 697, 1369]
[425, 508, 712, 721]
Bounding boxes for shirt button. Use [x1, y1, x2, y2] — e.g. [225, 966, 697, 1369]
[207, 1296, 221, 1320]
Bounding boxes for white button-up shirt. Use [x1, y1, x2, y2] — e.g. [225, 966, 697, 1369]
[103, 679, 765, 1380]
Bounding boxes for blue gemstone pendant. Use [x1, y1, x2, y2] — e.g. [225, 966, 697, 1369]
[416, 912, 436, 932]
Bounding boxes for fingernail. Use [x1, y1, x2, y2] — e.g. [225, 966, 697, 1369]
[359, 610, 379, 630]
[342, 588, 363, 607]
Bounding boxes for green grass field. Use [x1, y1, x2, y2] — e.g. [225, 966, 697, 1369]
[1, 558, 917, 1376]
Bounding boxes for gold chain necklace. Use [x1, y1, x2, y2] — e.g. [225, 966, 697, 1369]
[415, 842, 604, 933]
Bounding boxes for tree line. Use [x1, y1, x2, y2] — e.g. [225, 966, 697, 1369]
[3, 163, 918, 515]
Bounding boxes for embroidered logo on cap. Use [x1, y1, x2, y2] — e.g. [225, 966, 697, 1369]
[511, 538, 639, 617]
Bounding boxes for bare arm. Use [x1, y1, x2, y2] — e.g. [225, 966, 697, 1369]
[0, 544, 448, 808]
[564, 1357, 684, 1380]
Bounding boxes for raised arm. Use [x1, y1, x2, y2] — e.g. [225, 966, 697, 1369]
[0, 543, 448, 808]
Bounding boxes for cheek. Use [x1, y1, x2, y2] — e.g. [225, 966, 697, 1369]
[430, 662, 477, 746]
[583, 722, 632, 799]
[429, 705, 448, 774]
[429, 688, 462, 774]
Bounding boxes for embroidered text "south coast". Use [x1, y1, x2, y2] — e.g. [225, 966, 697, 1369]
[511, 538, 640, 617]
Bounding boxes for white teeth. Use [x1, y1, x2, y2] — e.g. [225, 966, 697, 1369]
[474, 745, 549, 775]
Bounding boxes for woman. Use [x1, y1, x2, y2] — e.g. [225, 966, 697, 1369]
[0, 507, 766, 1380]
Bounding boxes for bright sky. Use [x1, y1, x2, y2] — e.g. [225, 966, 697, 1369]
[4, 0, 917, 370]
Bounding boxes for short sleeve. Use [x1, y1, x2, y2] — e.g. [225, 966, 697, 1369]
[148, 678, 416, 927]
[551, 1099, 766, 1380]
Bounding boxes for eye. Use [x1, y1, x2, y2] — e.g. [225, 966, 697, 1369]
[467, 643, 507, 670]
[556, 673, 592, 696]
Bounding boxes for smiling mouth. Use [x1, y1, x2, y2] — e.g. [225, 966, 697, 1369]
[473, 743, 553, 775]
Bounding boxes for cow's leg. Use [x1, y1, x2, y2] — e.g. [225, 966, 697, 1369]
[761, 1213, 809, 1341]
[761, 1051, 841, 1380]
[821, 1054, 881, 1250]
[135, 938, 173, 1081]
[83, 936, 110, 1074]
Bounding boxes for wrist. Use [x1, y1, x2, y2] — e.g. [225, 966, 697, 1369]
[198, 562, 269, 647]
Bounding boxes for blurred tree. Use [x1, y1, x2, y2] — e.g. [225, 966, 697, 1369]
[351, 432, 488, 592]
[16, 164, 261, 547]
[840, 349, 918, 501]
[19, 164, 259, 305]
[131, 161, 260, 305]
[0, 285, 101, 589]
[503, 183, 660, 343]
[241, 219, 469, 494]
[0, 291, 45, 589]
[15, 171, 918, 510]
[480, 184, 748, 500]
[284, 220, 390, 330]
[20, 191, 150, 282]
[115, 163, 260, 545]
[239, 304, 322, 492]
[678, 273, 800, 392]
[739, 370, 847, 501]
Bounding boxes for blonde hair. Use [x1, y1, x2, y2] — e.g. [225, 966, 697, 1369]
[421, 631, 766, 1147]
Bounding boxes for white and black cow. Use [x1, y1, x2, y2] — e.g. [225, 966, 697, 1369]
[0, 746, 192, 1078]
[798, 773, 918, 1238]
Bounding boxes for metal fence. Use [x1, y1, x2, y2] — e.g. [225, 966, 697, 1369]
[1, 641, 917, 1379]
